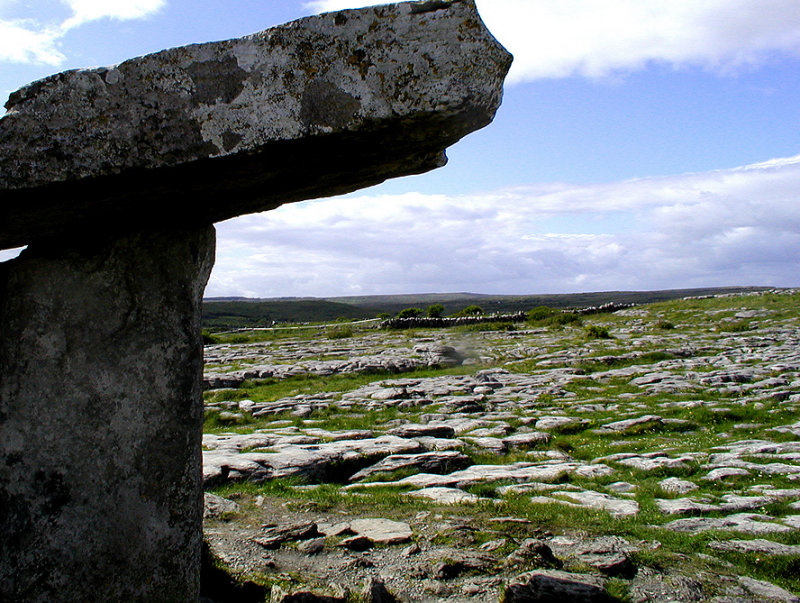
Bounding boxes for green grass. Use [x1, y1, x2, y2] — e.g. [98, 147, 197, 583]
[202, 289, 800, 596]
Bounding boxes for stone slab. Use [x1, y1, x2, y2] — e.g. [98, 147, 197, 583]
[0, 0, 511, 250]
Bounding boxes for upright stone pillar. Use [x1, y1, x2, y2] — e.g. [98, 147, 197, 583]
[0, 226, 215, 601]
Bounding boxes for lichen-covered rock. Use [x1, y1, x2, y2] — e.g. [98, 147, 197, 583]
[502, 570, 612, 603]
[0, 0, 511, 250]
[0, 226, 215, 601]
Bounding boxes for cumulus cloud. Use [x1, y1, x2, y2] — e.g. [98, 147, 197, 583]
[305, 0, 800, 83]
[0, 0, 165, 65]
[207, 155, 800, 297]
[61, 0, 166, 31]
[0, 20, 64, 65]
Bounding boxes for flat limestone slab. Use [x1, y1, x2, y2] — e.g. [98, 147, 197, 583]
[0, 0, 511, 250]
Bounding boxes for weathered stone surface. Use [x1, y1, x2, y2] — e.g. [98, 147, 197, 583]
[347, 518, 413, 545]
[535, 415, 590, 433]
[738, 577, 800, 602]
[663, 513, 793, 534]
[348, 450, 472, 482]
[548, 535, 638, 579]
[595, 414, 663, 434]
[433, 550, 496, 579]
[407, 486, 484, 505]
[0, 0, 511, 250]
[502, 570, 612, 602]
[660, 477, 700, 495]
[254, 521, 321, 549]
[387, 422, 456, 439]
[0, 226, 214, 601]
[204, 493, 241, 518]
[203, 434, 423, 486]
[709, 539, 800, 556]
[542, 490, 640, 517]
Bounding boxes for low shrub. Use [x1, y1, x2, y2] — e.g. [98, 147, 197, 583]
[585, 325, 612, 339]
[426, 303, 445, 318]
[327, 325, 353, 339]
[527, 306, 558, 322]
[454, 304, 484, 317]
[202, 329, 220, 345]
[397, 307, 424, 319]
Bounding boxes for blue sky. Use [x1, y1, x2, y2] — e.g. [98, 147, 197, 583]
[2, 0, 800, 297]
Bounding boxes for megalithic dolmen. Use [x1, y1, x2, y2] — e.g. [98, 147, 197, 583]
[0, 1, 511, 600]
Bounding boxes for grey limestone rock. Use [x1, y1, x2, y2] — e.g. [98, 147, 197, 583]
[595, 414, 663, 434]
[709, 539, 800, 556]
[346, 518, 413, 545]
[660, 477, 700, 495]
[663, 513, 793, 534]
[204, 492, 241, 518]
[502, 570, 613, 602]
[348, 450, 472, 482]
[408, 486, 484, 504]
[253, 521, 321, 549]
[0, 0, 511, 251]
[738, 577, 800, 602]
[0, 226, 215, 601]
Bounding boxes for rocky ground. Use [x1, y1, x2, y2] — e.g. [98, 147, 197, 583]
[201, 290, 800, 602]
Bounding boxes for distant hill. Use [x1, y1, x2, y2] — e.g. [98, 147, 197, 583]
[323, 287, 772, 317]
[202, 299, 380, 329]
[202, 286, 770, 329]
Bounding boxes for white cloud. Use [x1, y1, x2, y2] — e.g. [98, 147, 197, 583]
[0, 20, 64, 65]
[0, 0, 165, 66]
[0, 246, 25, 263]
[61, 0, 166, 31]
[207, 155, 800, 297]
[305, 0, 800, 83]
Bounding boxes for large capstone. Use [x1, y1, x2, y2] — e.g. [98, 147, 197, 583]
[0, 0, 511, 251]
[0, 0, 511, 600]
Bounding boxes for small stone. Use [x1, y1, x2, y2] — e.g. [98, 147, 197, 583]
[535, 416, 590, 433]
[361, 577, 396, 603]
[656, 498, 718, 515]
[709, 539, 800, 555]
[253, 521, 320, 549]
[338, 536, 374, 551]
[607, 481, 637, 494]
[502, 570, 610, 602]
[739, 576, 800, 602]
[502, 431, 552, 449]
[387, 423, 456, 439]
[408, 487, 483, 505]
[596, 415, 663, 434]
[703, 467, 751, 481]
[347, 518, 412, 545]
[663, 513, 792, 534]
[297, 538, 325, 555]
[479, 539, 508, 552]
[659, 477, 699, 495]
[552, 490, 639, 517]
[203, 493, 240, 518]
[433, 552, 496, 580]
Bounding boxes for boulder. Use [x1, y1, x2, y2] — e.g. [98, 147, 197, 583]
[502, 570, 613, 603]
